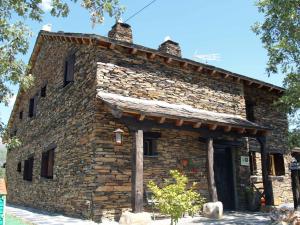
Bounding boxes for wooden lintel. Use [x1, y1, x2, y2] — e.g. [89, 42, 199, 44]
[238, 128, 246, 134]
[258, 84, 264, 89]
[165, 58, 173, 64]
[176, 119, 184, 127]
[130, 48, 138, 54]
[138, 114, 145, 121]
[159, 117, 166, 124]
[209, 124, 218, 131]
[193, 122, 202, 128]
[108, 43, 116, 50]
[197, 66, 203, 72]
[224, 126, 232, 132]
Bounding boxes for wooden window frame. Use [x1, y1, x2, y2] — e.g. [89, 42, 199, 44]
[23, 156, 34, 181]
[268, 153, 285, 176]
[143, 132, 161, 157]
[63, 53, 75, 87]
[41, 148, 55, 179]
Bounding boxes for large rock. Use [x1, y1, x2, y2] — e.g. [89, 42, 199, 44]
[119, 211, 152, 225]
[203, 201, 223, 219]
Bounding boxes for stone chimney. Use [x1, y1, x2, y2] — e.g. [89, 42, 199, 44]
[108, 22, 133, 43]
[158, 38, 181, 57]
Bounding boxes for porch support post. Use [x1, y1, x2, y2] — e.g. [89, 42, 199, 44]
[257, 136, 274, 206]
[207, 137, 218, 202]
[132, 130, 144, 213]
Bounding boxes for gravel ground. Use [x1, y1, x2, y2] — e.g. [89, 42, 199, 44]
[7, 204, 271, 225]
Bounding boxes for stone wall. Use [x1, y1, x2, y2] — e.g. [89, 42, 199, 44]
[5, 35, 292, 222]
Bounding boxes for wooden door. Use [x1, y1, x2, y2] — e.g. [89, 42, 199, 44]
[214, 147, 235, 210]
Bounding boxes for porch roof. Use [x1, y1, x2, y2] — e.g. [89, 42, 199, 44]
[97, 91, 270, 135]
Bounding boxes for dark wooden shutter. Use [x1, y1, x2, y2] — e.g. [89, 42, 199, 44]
[33, 95, 37, 117]
[28, 157, 34, 181]
[47, 149, 54, 178]
[67, 53, 75, 82]
[29, 98, 34, 117]
[41, 152, 48, 178]
[23, 160, 28, 180]
[274, 154, 285, 176]
[17, 162, 21, 172]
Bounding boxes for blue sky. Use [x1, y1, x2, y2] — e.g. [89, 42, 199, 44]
[0, 0, 286, 142]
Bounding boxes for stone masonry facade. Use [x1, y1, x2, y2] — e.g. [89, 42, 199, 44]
[6, 23, 292, 222]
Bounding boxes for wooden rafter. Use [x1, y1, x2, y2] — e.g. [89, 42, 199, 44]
[208, 124, 218, 131]
[238, 128, 245, 134]
[181, 62, 188, 69]
[148, 53, 156, 60]
[130, 48, 138, 54]
[197, 66, 203, 72]
[159, 117, 166, 124]
[224, 126, 232, 132]
[176, 119, 184, 127]
[165, 58, 172, 64]
[138, 114, 145, 121]
[258, 84, 264, 89]
[193, 122, 202, 128]
[108, 43, 116, 50]
[224, 74, 230, 79]
[211, 70, 217, 76]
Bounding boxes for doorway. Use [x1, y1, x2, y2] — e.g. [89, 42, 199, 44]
[214, 146, 235, 210]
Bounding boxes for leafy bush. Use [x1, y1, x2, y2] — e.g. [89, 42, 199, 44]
[148, 170, 206, 225]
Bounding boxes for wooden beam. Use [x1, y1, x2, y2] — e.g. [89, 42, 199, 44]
[138, 114, 145, 121]
[148, 53, 156, 60]
[208, 124, 218, 131]
[207, 138, 218, 202]
[193, 122, 202, 128]
[131, 48, 138, 54]
[196, 66, 203, 72]
[258, 84, 264, 88]
[165, 58, 173, 64]
[269, 87, 274, 92]
[176, 119, 184, 127]
[257, 137, 274, 206]
[236, 77, 241, 83]
[291, 166, 300, 210]
[132, 130, 144, 213]
[250, 129, 258, 135]
[238, 128, 245, 134]
[211, 70, 217, 76]
[224, 126, 232, 132]
[181, 62, 188, 68]
[108, 43, 115, 50]
[159, 117, 166, 124]
[224, 74, 230, 79]
[248, 81, 254, 85]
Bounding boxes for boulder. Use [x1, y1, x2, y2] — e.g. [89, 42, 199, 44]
[203, 201, 223, 219]
[119, 211, 152, 225]
[270, 203, 295, 224]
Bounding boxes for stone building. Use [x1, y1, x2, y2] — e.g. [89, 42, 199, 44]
[6, 22, 292, 222]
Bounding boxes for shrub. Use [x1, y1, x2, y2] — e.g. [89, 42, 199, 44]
[148, 170, 206, 225]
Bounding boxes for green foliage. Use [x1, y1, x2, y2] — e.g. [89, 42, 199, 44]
[288, 129, 300, 150]
[148, 170, 205, 225]
[253, 0, 300, 126]
[0, 0, 124, 145]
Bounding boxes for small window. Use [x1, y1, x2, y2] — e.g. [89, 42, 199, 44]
[249, 151, 257, 175]
[23, 156, 34, 181]
[245, 100, 255, 122]
[143, 132, 161, 156]
[268, 153, 285, 176]
[17, 162, 21, 173]
[19, 111, 23, 120]
[64, 53, 75, 86]
[41, 148, 55, 179]
[41, 85, 47, 97]
[28, 96, 37, 118]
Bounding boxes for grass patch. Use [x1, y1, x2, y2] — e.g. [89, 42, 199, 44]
[6, 213, 32, 225]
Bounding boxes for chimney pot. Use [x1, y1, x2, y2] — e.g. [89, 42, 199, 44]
[158, 39, 181, 57]
[108, 22, 133, 43]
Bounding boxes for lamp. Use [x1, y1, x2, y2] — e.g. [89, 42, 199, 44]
[114, 128, 124, 145]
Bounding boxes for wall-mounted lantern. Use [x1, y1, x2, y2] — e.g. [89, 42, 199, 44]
[114, 128, 124, 145]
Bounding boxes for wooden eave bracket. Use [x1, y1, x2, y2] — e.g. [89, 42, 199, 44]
[176, 119, 184, 127]
[130, 48, 138, 54]
[165, 57, 173, 64]
[224, 126, 232, 132]
[138, 114, 145, 121]
[208, 124, 218, 131]
[159, 117, 166, 124]
[193, 122, 202, 128]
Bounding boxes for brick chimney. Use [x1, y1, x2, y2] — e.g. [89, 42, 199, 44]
[108, 22, 133, 43]
[158, 39, 181, 57]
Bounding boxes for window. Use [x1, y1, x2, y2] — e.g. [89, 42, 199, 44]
[23, 156, 34, 181]
[249, 151, 257, 175]
[245, 100, 255, 122]
[268, 153, 285, 176]
[64, 53, 75, 86]
[17, 162, 21, 173]
[28, 96, 37, 118]
[41, 148, 55, 179]
[19, 111, 23, 120]
[143, 132, 161, 156]
[41, 85, 47, 97]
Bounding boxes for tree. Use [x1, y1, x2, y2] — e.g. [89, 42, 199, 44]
[148, 170, 205, 225]
[0, 0, 124, 144]
[252, 0, 300, 135]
